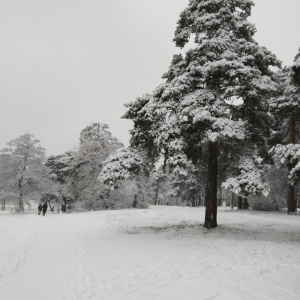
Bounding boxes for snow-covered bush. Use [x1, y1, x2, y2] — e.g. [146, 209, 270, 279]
[136, 202, 150, 209]
[248, 196, 280, 212]
[73, 178, 150, 211]
[248, 165, 288, 211]
[73, 198, 112, 211]
[99, 148, 146, 188]
[222, 157, 269, 197]
[270, 144, 300, 185]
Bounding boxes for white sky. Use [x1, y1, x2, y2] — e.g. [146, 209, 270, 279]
[0, 0, 299, 156]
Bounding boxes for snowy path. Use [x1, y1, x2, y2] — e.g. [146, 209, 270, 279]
[1, 206, 300, 300]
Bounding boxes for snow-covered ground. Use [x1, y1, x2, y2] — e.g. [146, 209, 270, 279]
[1, 206, 300, 300]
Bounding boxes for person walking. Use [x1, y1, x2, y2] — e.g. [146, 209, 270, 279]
[42, 202, 48, 216]
[38, 203, 42, 215]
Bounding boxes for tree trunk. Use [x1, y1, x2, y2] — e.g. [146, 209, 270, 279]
[154, 179, 160, 205]
[18, 178, 24, 212]
[287, 185, 295, 214]
[287, 117, 297, 214]
[132, 194, 138, 208]
[19, 190, 24, 212]
[238, 196, 243, 209]
[49, 202, 54, 212]
[191, 198, 195, 207]
[243, 198, 249, 209]
[1, 199, 5, 211]
[204, 142, 218, 229]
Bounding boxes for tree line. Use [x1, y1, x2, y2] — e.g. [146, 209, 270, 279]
[99, 0, 300, 228]
[0, 123, 194, 212]
[1, 1, 299, 230]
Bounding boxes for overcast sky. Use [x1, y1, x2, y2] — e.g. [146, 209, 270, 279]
[0, 0, 299, 156]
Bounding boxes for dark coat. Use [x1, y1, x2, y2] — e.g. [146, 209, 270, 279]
[42, 203, 48, 213]
[38, 204, 42, 211]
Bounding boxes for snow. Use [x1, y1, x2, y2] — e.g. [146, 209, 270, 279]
[222, 157, 270, 197]
[1, 206, 300, 300]
[99, 148, 145, 187]
[271, 144, 300, 184]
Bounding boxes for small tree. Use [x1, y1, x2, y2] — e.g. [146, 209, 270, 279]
[167, 157, 204, 207]
[99, 148, 147, 188]
[0, 134, 55, 212]
[222, 156, 270, 202]
[0, 190, 16, 211]
[99, 148, 152, 206]
[248, 164, 288, 211]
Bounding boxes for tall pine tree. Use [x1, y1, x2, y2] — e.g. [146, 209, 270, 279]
[270, 48, 300, 213]
[125, 0, 279, 228]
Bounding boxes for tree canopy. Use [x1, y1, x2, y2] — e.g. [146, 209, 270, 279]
[124, 0, 280, 228]
[0, 134, 54, 211]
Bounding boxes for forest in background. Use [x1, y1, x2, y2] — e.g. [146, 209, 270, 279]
[1, 0, 300, 229]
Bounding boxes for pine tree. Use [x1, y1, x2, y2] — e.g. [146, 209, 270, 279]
[123, 94, 160, 165]
[46, 151, 75, 205]
[72, 123, 123, 202]
[168, 161, 204, 207]
[124, 0, 279, 228]
[47, 151, 75, 185]
[222, 156, 269, 198]
[151, 169, 166, 205]
[99, 148, 148, 188]
[99, 148, 153, 207]
[270, 48, 300, 214]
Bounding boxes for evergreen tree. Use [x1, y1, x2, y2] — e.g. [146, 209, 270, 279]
[151, 169, 166, 205]
[99, 148, 148, 188]
[167, 153, 204, 207]
[46, 151, 75, 185]
[99, 148, 152, 207]
[46, 151, 75, 205]
[222, 156, 269, 198]
[72, 123, 123, 202]
[124, 0, 279, 228]
[270, 48, 300, 213]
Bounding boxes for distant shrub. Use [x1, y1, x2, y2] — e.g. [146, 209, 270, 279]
[74, 198, 111, 211]
[73, 196, 134, 211]
[248, 195, 285, 211]
[248, 165, 288, 212]
[136, 202, 150, 209]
